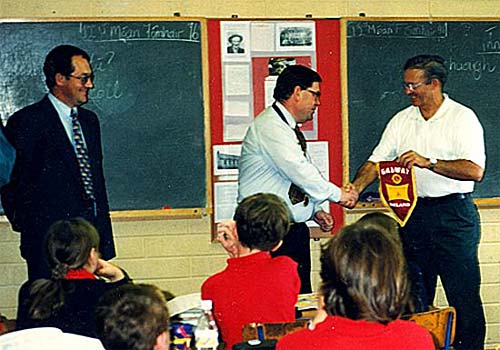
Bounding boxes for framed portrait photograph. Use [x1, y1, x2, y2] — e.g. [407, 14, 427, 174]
[221, 21, 250, 61]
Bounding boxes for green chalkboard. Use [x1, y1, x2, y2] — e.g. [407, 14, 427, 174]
[346, 19, 500, 199]
[0, 20, 208, 211]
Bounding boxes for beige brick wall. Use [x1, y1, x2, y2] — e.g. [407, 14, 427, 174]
[1, 206, 499, 347]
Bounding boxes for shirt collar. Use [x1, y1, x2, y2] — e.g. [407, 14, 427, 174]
[316, 315, 396, 337]
[427, 93, 449, 122]
[48, 92, 73, 120]
[227, 251, 271, 266]
[64, 268, 97, 280]
[413, 93, 449, 123]
[275, 101, 298, 128]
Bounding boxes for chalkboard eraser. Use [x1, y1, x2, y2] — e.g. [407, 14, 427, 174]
[359, 12, 366, 17]
[231, 14, 239, 18]
[305, 13, 313, 18]
[173, 12, 181, 17]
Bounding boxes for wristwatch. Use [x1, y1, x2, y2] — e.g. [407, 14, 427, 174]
[429, 158, 438, 170]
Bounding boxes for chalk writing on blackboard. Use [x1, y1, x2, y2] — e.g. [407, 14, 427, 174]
[79, 22, 201, 43]
[479, 26, 500, 54]
[448, 25, 498, 81]
[87, 51, 124, 105]
[347, 22, 447, 39]
[448, 56, 496, 81]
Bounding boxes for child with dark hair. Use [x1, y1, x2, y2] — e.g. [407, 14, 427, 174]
[201, 193, 300, 349]
[95, 284, 170, 350]
[16, 217, 130, 337]
[356, 212, 429, 313]
[277, 223, 434, 350]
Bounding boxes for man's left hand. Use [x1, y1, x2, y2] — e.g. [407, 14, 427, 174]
[398, 150, 429, 169]
[313, 210, 334, 232]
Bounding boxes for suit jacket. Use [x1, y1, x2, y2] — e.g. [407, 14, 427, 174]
[1, 95, 115, 260]
[0, 123, 16, 187]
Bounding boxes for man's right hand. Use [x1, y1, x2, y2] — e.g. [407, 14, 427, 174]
[339, 183, 359, 209]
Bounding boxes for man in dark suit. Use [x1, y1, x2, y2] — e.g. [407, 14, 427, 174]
[1, 45, 115, 280]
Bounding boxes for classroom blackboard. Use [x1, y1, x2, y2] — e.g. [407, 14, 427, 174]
[0, 20, 208, 211]
[345, 19, 500, 199]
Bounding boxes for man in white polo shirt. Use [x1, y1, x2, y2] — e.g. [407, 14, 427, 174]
[351, 54, 486, 350]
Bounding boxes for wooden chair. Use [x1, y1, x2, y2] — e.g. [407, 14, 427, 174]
[239, 308, 455, 349]
[403, 306, 456, 350]
[241, 320, 309, 342]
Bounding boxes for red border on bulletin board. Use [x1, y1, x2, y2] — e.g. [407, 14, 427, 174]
[208, 19, 343, 234]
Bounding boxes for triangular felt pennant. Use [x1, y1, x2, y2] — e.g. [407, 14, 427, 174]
[377, 160, 418, 227]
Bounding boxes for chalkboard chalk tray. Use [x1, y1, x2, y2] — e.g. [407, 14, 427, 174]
[342, 18, 500, 203]
[0, 18, 212, 217]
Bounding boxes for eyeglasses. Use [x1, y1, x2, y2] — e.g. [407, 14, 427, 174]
[67, 73, 95, 84]
[403, 80, 430, 91]
[304, 88, 321, 99]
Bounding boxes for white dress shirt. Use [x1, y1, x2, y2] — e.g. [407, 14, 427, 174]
[238, 102, 341, 223]
[368, 94, 486, 197]
[48, 93, 74, 143]
[48, 93, 88, 150]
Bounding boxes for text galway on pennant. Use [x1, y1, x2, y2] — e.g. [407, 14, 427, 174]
[377, 160, 417, 227]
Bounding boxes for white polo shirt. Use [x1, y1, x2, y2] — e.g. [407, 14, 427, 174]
[368, 94, 485, 198]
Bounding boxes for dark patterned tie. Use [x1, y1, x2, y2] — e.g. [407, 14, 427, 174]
[271, 102, 309, 206]
[289, 125, 308, 205]
[294, 125, 307, 155]
[71, 109, 95, 200]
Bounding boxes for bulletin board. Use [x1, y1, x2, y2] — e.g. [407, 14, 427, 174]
[207, 18, 343, 237]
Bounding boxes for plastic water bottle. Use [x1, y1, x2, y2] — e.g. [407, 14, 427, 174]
[195, 300, 219, 350]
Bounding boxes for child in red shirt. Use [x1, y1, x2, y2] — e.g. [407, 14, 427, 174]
[277, 222, 434, 350]
[202, 193, 300, 349]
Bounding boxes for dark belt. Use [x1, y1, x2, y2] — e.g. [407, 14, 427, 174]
[289, 222, 308, 228]
[418, 193, 470, 206]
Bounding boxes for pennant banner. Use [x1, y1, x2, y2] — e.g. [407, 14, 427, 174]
[377, 161, 417, 227]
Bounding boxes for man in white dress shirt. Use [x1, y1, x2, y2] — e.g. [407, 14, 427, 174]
[238, 65, 357, 293]
[351, 54, 486, 350]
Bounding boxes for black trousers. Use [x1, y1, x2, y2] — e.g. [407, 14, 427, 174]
[21, 203, 98, 281]
[400, 193, 485, 350]
[21, 237, 52, 281]
[271, 222, 312, 294]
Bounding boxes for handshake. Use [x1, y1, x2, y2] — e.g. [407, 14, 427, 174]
[339, 183, 359, 209]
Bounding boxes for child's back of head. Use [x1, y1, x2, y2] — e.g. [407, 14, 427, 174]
[234, 193, 290, 251]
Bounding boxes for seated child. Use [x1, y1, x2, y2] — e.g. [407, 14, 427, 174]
[202, 193, 300, 349]
[16, 217, 130, 337]
[276, 223, 434, 350]
[356, 212, 428, 313]
[95, 284, 170, 350]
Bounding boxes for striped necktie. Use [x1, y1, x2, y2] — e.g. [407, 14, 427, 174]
[294, 125, 307, 156]
[272, 102, 309, 206]
[71, 109, 95, 200]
